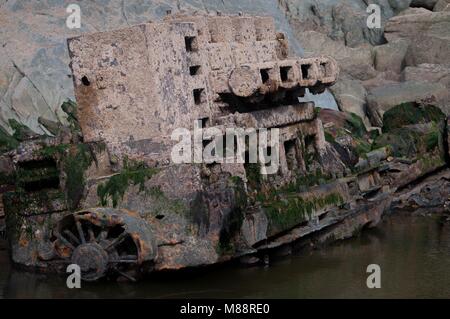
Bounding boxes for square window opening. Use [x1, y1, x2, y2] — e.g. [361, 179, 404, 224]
[320, 62, 330, 77]
[284, 139, 298, 171]
[185, 36, 198, 52]
[193, 88, 205, 105]
[280, 66, 293, 82]
[260, 68, 271, 84]
[199, 117, 209, 127]
[301, 64, 311, 80]
[189, 65, 201, 76]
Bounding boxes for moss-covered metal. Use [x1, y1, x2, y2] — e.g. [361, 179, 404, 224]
[3, 189, 65, 240]
[217, 176, 248, 253]
[63, 144, 95, 209]
[262, 191, 343, 235]
[97, 158, 159, 207]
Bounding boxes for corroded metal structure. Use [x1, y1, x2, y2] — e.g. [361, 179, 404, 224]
[4, 13, 443, 282]
[67, 13, 338, 155]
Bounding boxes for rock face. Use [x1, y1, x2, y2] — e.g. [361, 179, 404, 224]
[297, 31, 376, 81]
[366, 81, 449, 126]
[394, 170, 450, 214]
[278, 1, 450, 128]
[411, 0, 439, 9]
[434, 0, 450, 11]
[374, 39, 409, 74]
[328, 77, 371, 128]
[385, 11, 450, 65]
[402, 63, 450, 89]
[279, 0, 410, 47]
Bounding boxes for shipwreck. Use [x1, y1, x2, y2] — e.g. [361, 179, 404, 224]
[0, 12, 447, 282]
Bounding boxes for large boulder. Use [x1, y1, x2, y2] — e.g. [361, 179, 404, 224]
[384, 10, 450, 65]
[362, 71, 402, 90]
[434, 0, 450, 11]
[411, 0, 439, 9]
[402, 63, 450, 89]
[297, 31, 376, 81]
[366, 80, 449, 126]
[318, 108, 370, 167]
[279, 0, 410, 47]
[328, 76, 371, 128]
[398, 7, 433, 15]
[327, 2, 386, 47]
[374, 39, 409, 74]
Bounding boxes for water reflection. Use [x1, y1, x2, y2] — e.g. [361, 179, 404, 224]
[1, 214, 450, 298]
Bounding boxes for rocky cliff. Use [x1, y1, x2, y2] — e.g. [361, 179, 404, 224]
[279, 0, 450, 128]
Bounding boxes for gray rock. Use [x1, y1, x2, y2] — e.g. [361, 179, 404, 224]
[398, 7, 433, 15]
[374, 39, 409, 73]
[411, 0, 439, 9]
[391, 0, 414, 11]
[297, 31, 376, 81]
[366, 147, 389, 166]
[329, 77, 371, 128]
[384, 10, 450, 65]
[402, 63, 450, 89]
[361, 71, 401, 90]
[366, 80, 449, 126]
[434, 0, 450, 11]
[279, 0, 409, 47]
[38, 117, 61, 136]
[330, 2, 384, 47]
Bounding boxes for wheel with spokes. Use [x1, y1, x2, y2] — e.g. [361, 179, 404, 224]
[52, 208, 157, 281]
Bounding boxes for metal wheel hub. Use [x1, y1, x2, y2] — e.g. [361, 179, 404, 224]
[71, 243, 108, 281]
[53, 208, 157, 281]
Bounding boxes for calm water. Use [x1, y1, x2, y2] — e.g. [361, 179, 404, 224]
[1, 214, 450, 299]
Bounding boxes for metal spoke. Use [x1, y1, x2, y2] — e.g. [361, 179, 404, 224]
[105, 232, 128, 251]
[63, 230, 80, 245]
[119, 255, 138, 260]
[115, 269, 137, 282]
[54, 232, 75, 250]
[75, 220, 86, 244]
